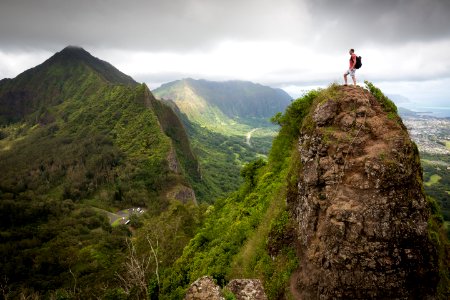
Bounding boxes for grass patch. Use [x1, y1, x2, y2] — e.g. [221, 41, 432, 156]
[364, 81, 397, 114]
[425, 174, 442, 187]
[111, 218, 122, 227]
[230, 182, 287, 278]
[444, 140, 450, 150]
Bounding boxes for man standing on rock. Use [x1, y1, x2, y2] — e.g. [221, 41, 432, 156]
[344, 48, 357, 86]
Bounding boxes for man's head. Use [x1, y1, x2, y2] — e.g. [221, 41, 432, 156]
[349, 49, 355, 54]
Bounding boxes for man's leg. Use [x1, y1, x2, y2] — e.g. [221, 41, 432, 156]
[344, 73, 348, 85]
[352, 75, 356, 86]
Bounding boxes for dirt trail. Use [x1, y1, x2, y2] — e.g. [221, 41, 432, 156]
[289, 269, 302, 299]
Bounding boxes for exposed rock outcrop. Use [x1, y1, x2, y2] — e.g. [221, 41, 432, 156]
[288, 85, 439, 299]
[185, 277, 268, 300]
[185, 276, 224, 300]
[167, 145, 181, 174]
[167, 184, 197, 205]
[226, 279, 268, 300]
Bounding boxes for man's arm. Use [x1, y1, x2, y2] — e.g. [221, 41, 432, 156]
[350, 55, 356, 69]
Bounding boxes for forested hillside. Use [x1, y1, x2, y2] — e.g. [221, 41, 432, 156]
[0, 47, 201, 298]
[156, 84, 317, 299]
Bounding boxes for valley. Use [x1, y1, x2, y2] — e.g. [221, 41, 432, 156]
[152, 78, 291, 202]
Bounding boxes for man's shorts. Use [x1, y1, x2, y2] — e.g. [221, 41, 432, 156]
[344, 69, 356, 77]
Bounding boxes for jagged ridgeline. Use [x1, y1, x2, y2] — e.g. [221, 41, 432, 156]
[160, 83, 449, 299]
[0, 46, 199, 207]
[0, 46, 202, 297]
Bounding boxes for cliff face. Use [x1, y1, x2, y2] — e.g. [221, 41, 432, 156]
[288, 85, 439, 299]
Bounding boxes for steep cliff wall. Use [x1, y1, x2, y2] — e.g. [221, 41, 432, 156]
[288, 85, 440, 299]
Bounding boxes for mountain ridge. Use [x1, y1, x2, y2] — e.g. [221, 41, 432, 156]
[38, 45, 137, 86]
[0, 47, 203, 297]
[0, 46, 136, 124]
[153, 78, 292, 131]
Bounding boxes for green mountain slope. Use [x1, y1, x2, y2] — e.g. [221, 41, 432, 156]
[0, 46, 196, 207]
[174, 109, 262, 202]
[153, 78, 292, 201]
[153, 78, 290, 136]
[0, 47, 201, 298]
[0, 46, 136, 124]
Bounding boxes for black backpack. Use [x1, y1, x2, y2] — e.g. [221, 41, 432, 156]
[355, 56, 362, 69]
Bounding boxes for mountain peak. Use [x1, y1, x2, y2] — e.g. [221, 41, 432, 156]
[0, 46, 137, 123]
[44, 46, 137, 86]
[59, 45, 90, 55]
[154, 78, 292, 122]
[63, 45, 85, 50]
[50, 45, 93, 62]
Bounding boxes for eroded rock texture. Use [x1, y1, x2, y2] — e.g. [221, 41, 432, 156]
[288, 85, 439, 299]
[184, 276, 224, 300]
[226, 279, 268, 300]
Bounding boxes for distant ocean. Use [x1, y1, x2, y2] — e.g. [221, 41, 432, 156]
[408, 106, 450, 118]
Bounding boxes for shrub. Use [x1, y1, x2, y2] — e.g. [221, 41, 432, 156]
[364, 80, 398, 113]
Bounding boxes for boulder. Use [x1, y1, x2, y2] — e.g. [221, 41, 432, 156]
[184, 276, 224, 300]
[226, 279, 267, 300]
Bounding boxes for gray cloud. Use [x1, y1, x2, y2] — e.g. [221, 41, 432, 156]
[1, 0, 449, 52]
[2, 0, 450, 106]
[306, 0, 450, 49]
[0, 0, 304, 51]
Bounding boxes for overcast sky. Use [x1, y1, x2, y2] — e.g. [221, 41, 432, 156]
[1, 0, 450, 108]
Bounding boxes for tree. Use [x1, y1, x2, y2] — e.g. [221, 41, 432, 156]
[116, 236, 160, 299]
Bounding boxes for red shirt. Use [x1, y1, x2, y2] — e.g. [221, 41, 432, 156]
[349, 53, 356, 69]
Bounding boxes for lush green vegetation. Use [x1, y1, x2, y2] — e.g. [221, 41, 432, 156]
[153, 78, 291, 128]
[0, 47, 203, 298]
[0, 83, 178, 209]
[425, 174, 443, 187]
[422, 153, 450, 228]
[0, 47, 296, 298]
[153, 78, 286, 160]
[426, 196, 450, 297]
[171, 110, 268, 203]
[154, 83, 449, 299]
[152, 78, 292, 203]
[0, 200, 128, 298]
[1, 47, 448, 299]
[364, 80, 398, 114]
[155, 89, 317, 299]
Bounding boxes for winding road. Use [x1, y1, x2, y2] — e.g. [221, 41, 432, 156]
[245, 128, 259, 146]
[93, 207, 145, 225]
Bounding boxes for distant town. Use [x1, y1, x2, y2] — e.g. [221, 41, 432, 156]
[402, 115, 450, 155]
